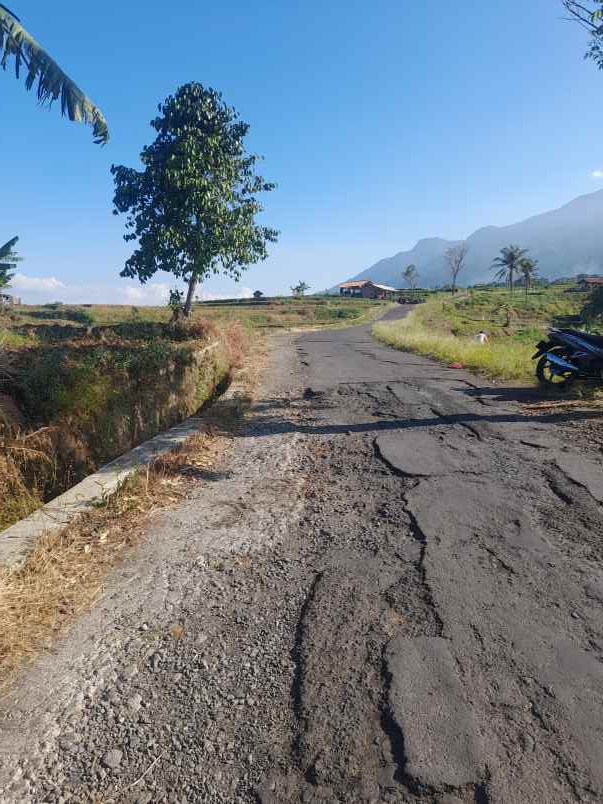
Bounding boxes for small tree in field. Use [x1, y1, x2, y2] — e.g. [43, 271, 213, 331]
[112, 83, 278, 316]
[402, 264, 418, 296]
[444, 242, 468, 294]
[518, 257, 539, 301]
[291, 281, 310, 297]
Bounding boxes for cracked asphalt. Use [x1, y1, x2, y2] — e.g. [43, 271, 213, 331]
[1, 306, 603, 803]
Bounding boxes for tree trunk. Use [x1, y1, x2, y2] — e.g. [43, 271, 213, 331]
[184, 274, 198, 317]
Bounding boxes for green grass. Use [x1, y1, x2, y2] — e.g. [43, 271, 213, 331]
[374, 312, 537, 381]
[374, 286, 586, 383]
[423, 286, 581, 336]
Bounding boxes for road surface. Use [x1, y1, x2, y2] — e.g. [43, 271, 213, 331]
[2, 307, 603, 803]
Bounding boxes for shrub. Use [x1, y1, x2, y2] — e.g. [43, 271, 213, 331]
[314, 306, 361, 321]
[169, 317, 218, 342]
[33, 306, 94, 325]
[580, 287, 603, 329]
[63, 307, 94, 325]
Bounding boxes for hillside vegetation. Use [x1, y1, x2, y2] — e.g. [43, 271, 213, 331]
[0, 317, 243, 531]
[374, 286, 584, 382]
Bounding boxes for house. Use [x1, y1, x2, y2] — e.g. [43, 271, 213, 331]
[576, 277, 603, 291]
[338, 280, 400, 300]
[0, 293, 20, 306]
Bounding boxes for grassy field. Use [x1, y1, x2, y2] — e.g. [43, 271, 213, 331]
[3, 295, 389, 336]
[374, 286, 585, 382]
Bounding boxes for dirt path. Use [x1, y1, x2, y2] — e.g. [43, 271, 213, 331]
[2, 308, 603, 803]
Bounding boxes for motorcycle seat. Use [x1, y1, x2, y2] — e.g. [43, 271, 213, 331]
[560, 329, 603, 347]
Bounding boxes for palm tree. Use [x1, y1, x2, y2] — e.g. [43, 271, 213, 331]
[518, 256, 538, 301]
[0, 236, 21, 290]
[491, 245, 529, 294]
[0, 5, 108, 144]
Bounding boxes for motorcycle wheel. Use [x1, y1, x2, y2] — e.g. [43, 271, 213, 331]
[536, 351, 575, 390]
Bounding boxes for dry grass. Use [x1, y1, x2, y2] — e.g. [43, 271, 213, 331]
[374, 309, 537, 382]
[0, 426, 229, 686]
[0, 332, 265, 687]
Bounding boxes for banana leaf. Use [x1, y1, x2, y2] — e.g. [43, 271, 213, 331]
[0, 4, 109, 144]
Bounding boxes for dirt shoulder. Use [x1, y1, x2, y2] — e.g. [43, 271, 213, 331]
[1, 310, 603, 803]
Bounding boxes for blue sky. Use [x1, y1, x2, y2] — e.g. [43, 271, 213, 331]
[3, 0, 603, 303]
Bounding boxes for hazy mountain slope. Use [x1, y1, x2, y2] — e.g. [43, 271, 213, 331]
[347, 190, 603, 288]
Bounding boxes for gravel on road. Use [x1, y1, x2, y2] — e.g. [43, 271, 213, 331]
[1, 307, 603, 804]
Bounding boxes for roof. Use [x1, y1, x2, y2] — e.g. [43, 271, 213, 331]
[337, 280, 400, 292]
[581, 277, 603, 285]
[370, 283, 399, 292]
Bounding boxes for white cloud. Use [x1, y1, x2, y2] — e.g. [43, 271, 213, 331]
[11, 273, 65, 292]
[10, 274, 256, 306]
[592, 170, 603, 179]
[122, 284, 254, 305]
[197, 286, 253, 301]
[123, 282, 172, 305]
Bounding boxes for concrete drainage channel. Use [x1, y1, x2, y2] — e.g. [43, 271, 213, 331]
[0, 343, 234, 569]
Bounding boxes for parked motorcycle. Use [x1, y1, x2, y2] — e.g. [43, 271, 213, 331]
[533, 328, 603, 388]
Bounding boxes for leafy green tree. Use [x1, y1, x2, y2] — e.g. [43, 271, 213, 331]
[0, 236, 20, 290]
[402, 264, 418, 295]
[0, 4, 108, 143]
[291, 281, 310, 297]
[112, 83, 278, 317]
[491, 245, 529, 294]
[563, 1, 603, 68]
[518, 256, 539, 301]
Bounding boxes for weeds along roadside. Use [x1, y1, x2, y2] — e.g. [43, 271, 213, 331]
[373, 289, 584, 383]
[0, 334, 265, 687]
[0, 319, 247, 532]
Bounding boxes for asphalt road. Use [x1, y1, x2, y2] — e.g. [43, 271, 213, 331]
[2, 307, 603, 803]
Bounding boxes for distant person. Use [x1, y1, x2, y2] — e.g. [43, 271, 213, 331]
[475, 331, 489, 344]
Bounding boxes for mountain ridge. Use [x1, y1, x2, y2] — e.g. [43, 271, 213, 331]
[344, 189, 603, 288]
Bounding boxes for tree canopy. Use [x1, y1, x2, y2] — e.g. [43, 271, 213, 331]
[563, 1, 603, 68]
[491, 245, 529, 293]
[0, 4, 108, 143]
[112, 83, 278, 315]
[518, 256, 539, 299]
